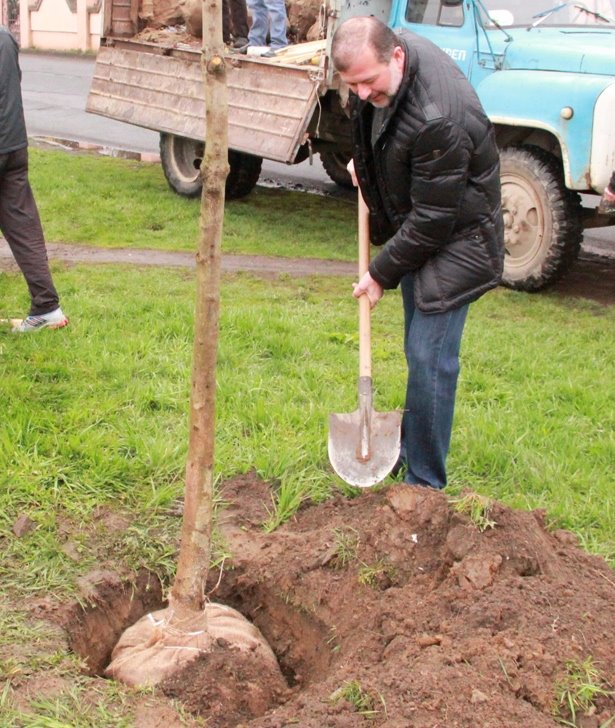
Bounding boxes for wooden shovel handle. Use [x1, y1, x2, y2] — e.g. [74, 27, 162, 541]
[358, 190, 371, 379]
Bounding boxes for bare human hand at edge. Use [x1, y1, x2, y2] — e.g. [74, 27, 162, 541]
[348, 159, 385, 309]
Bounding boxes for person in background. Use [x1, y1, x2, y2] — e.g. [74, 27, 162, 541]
[224, 0, 250, 50]
[598, 171, 615, 215]
[0, 26, 68, 332]
[245, 0, 288, 54]
[331, 16, 504, 490]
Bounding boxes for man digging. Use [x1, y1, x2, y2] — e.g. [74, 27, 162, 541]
[331, 16, 505, 490]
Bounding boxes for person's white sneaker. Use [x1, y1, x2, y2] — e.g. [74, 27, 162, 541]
[12, 307, 69, 332]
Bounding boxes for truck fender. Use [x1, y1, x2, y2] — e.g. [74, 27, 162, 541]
[475, 70, 613, 192]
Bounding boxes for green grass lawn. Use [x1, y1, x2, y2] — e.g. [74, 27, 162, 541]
[29, 147, 357, 260]
[1, 263, 613, 600]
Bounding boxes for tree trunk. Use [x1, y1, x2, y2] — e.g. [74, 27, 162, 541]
[169, 0, 229, 614]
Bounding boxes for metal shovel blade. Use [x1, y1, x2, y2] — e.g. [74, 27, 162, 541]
[328, 378, 402, 488]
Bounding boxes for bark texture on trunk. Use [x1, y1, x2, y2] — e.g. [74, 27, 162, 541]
[170, 0, 229, 615]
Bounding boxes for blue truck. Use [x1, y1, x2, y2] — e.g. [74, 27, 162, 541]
[88, 0, 615, 290]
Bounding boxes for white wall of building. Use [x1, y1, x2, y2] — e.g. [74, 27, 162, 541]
[19, 0, 102, 51]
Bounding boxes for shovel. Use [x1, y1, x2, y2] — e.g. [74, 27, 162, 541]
[328, 190, 402, 487]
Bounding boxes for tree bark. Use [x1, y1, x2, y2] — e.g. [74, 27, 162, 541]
[169, 0, 229, 614]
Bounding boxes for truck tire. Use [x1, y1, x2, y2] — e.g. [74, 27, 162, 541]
[159, 133, 262, 199]
[320, 150, 354, 189]
[500, 146, 583, 292]
[226, 150, 263, 199]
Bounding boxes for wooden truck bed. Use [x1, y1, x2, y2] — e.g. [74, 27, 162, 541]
[87, 41, 323, 163]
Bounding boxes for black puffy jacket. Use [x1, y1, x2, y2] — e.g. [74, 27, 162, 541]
[0, 28, 27, 155]
[351, 31, 504, 313]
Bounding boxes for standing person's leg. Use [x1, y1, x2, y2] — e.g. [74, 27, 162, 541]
[265, 0, 288, 48]
[400, 273, 469, 489]
[0, 148, 60, 316]
[598, 170, 615, 215]
[222, 0, 233, 44]
[229, 0, 249, 41]
[247, 0, 269, 46]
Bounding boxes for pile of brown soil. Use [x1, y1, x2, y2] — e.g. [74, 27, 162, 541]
[132, 26, 200, 47]
[173, 475, 613, 727]
[16, 474, 614, 727]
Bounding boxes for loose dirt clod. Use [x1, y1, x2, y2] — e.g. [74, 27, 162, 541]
[12, 514, 37, 538]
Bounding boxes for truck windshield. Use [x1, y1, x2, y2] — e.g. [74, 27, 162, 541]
[480, 0, 614, 27]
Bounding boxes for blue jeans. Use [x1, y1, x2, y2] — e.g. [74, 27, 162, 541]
[400, 273, 469, 489]
[247, 0, 288, 48]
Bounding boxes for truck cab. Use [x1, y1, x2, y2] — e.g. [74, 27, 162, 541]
[327, 0, 615, 289]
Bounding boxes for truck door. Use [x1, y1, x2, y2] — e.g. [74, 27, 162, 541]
[392, 0, 475, 77]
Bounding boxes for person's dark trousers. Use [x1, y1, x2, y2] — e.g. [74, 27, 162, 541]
[0, 146, 59, 315]
[223, 0, 249, 41]
[400, 272, 469, 489]
[222, 0, 232, 43]
[229, 0, 249, 37]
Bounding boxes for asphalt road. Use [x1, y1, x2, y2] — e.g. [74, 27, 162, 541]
[19, 51, 614, 257]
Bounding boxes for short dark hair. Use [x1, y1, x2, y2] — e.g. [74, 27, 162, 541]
[331, 16, 399, 72]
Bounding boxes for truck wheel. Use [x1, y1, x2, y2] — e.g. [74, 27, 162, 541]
[320, 150, 354, 189]
[500, 146, 583, 292]
[159, 133, 262, 200]
[226, 150, 263, 199]
[160, 134, 204, 198]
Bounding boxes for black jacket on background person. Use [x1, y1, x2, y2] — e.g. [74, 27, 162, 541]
[350, 30, 505, 314]
[0, 27, 28, 154]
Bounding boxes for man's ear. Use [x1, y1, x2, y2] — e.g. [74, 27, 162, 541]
[391, 45, 405, 73]
[392, 45, 405, 63]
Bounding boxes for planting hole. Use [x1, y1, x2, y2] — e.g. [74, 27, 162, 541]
[65, 565, 332, 722]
